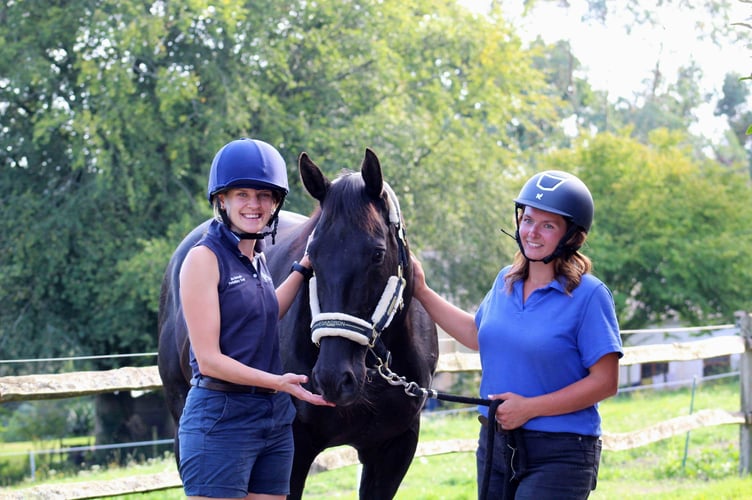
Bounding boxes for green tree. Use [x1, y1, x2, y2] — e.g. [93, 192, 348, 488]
[609, 62, 707, 146]
[528, 37, 614, 145]
[714, 72, 752, 175]
[0, 0, 214, 367]
[545, 129, 752, 329]
[517, 0, 750, 165]
[356, 2, 562, 306]
[1, 0, 561, 369]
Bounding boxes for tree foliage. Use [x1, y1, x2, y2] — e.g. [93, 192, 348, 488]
[0, 0, 561, 368]
[714, 72, 752, 175]
[0, 0, 750, 376]
[545, 130, 752, 330]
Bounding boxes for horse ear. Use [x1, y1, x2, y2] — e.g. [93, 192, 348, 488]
[361, 148, 383, 200]
[299, 152, 330, 203]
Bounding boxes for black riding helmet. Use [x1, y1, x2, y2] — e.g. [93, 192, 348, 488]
[513, 170, 594, 263]
[207, 138, 289, 241]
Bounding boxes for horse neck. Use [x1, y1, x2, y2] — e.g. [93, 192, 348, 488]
[283, 210, 320, 257]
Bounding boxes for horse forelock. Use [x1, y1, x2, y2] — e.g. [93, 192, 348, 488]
[320, 173, 387, 235]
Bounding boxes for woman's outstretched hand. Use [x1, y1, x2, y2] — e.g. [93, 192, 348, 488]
[279, 373, 335, 407]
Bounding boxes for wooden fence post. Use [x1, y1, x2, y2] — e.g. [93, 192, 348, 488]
[737, 310, 752, 475]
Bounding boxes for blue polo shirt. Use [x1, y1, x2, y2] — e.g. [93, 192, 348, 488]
[475, 265, 622, 436]
[188, 220, 283, 378]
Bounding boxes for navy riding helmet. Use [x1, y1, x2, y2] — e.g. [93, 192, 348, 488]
[207, 138, 289, 203]
[513, 170, 594, 262]
[207, 138, 289, 239]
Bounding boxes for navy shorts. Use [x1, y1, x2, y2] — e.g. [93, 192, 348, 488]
[476, 424, 602, 499]
[178, 387, 296, 498]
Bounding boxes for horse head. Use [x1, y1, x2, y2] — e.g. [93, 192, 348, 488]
[299, 149, 412, 407]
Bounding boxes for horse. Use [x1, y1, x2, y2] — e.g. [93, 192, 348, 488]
[157, 148, 439, 499]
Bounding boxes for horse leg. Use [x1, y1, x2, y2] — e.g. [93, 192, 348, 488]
[288, 420, 326, 500]
[158, 322, 191, 467]
[356, 424, 420, 500]
[168, 386, 188, 465]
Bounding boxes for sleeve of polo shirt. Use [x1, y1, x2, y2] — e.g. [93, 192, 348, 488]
[577, 282, 623, 368]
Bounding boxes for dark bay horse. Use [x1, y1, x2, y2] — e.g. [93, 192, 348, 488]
[157, 148, 438, 499]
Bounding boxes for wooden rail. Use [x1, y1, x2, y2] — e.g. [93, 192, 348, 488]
[1, 337, 745, 402]
[1, 313, 750, 499]
[2, 408, 745, 499]
[0, 366, 163, 402]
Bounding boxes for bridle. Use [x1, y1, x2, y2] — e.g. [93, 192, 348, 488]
[308, 181, 409, 352]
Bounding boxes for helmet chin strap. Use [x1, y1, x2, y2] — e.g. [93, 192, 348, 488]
[504, 210, 579, 264]
[539, 226, 578, 264]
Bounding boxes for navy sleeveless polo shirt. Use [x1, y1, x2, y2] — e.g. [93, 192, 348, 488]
[188, 220, 283, 378]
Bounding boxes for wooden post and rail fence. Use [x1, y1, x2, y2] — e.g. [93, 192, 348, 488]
[1, 311, 751, 499]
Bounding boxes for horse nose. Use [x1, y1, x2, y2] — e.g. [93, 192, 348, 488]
[312, 366, 360, 406]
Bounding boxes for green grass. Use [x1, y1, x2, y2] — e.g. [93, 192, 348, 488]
[3, 378, 751, 499]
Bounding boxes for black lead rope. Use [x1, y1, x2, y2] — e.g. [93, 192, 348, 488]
[414, 389, 490, 407]
[406, 387, 505, 500]
[480, 398, 502, 500]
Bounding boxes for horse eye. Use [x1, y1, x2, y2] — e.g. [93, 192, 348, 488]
[372, 249, 385, 264]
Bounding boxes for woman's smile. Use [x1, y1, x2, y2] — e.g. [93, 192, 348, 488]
[221, 188, 276, 233]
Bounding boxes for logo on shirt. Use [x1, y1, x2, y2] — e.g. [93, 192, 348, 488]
[228, 274, 246, 286]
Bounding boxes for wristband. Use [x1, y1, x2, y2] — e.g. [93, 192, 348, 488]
[291, 261, 313, 280]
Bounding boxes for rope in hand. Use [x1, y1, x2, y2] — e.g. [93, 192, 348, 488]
[405, 385, 504, 500]
[376, 356, 516, 500]
[480, 399, 503, 500]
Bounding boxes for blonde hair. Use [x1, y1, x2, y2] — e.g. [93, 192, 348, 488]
[212, 197, 224, 223]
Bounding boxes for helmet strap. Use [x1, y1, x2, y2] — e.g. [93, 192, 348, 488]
[541, 224, 578, 264]
[219, 202, 283, 244]
[513, 206, 579, 264]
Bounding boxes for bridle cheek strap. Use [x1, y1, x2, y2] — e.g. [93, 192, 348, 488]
[309, 274, 406, 346]
[371, 275, 405, 332]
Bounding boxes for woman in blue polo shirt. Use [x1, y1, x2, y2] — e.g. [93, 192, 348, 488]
[178, 138, 333, 500]
[412, 170, 622, 499]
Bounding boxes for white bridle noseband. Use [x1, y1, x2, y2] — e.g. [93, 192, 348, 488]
[309, 182, 408, 348]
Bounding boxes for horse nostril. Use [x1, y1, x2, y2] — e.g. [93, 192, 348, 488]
[338, 371, 357, 398]
[313, 367, 360, 405]
[311, 371, 324, 393]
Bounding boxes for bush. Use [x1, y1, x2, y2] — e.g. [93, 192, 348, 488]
[656, 444, 739, 480]
[0, 454, 30, 486]
[1, 398, 94, 443]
